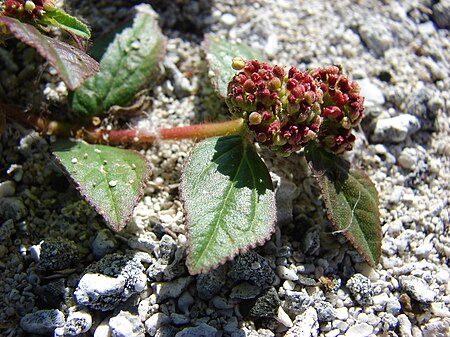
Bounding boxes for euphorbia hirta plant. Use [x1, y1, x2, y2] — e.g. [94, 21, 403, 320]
[2, 9, 381, 275]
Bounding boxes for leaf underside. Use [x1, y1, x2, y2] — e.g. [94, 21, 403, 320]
[0, 16, 99, 91]
[43, 9, 91, 39]
[181, 135, 276, 275]
[52, 139, 151, 232]
[71, 4, 166, 117]
[203, 34, 263, 100]
[305, 143, 382, 266]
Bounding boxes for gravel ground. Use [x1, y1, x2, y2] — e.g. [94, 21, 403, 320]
[1, 0, 449, 336]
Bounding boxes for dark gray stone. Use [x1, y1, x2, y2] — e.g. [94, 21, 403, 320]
[196, 264, 227, 300]
[38, 238, 79, 271]
[230, 251, 275, 288]
[20, 309, 65, 335]
[244, 287, 281, 319]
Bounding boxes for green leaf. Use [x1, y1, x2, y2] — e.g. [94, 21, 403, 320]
[203, 34, 263, 100]
[180, 135, 276, 274]
[0, 16, 99, 90]
[41, 9, 91, 39]
[52, 139, 152, 232]
[71, 4, 166, 117]
[305, 143, 381, 266]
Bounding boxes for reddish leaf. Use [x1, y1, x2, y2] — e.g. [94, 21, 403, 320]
[0, 16, 99, 90]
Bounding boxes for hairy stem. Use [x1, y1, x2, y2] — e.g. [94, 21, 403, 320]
[2, 103, 246, 145]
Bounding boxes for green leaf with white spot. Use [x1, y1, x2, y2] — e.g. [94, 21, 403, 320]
[305, 143, 381, 266]
[203, 34, 263, 100]
[52, 139, 152, 231]
[71, 4, 166, 117]
[180, 135, 276, 274]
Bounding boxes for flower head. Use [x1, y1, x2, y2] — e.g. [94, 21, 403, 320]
[1, 0, 47, 22]
[227, 61, 364, 156]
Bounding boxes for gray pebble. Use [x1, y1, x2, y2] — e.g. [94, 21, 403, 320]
[276, 265, 298, 281]
[170, 312, 189, 325]
[196, 264, 227, 300]
[432, 1, 450, 29]
[275, 179, 297, 226]
[74, 254, 147, 310]
[157, 234, 177, 264]
[285, 307, 319, 337]
[284, 289, 312, 316]
[397, 147, 419, 170]
[230, 251, 275, 288]
[0, 197, 27, 221]
[230, 282, 261, 300]
[0, 180, 16, 198]
[177, 290, 194, 314]
[109, 310, 145, 337]
[128, 232, 158, 253]
[38, 238, 79, 271]
[64, 310, 92, 336]
[314, 301, 337, 322]
[359, 78, 385, 106]
[399, 275, 437, 303]
[371, 114, 421, 143]
[0, 219, 15, 245]
[154, 276, 192, 303]
[346, 273, 373, 307]
[7, 164, 24, 182]
[357, 17, 393, 57]
[175, 323, 217, 337]
[397, 314, 413, 337]
[300, 229, 321, 256]
[20, 309, 65, 335]
[245, 287, 281, 319]
[145, 312, 171, 336]
[92, 229, 118, 258]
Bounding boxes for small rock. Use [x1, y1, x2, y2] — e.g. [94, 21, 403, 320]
[372, 292, 390, 311]
[154, 276, 192, 303]
[275, 179, 297, 226]
[175, 323, 217, 337]
[144, 312, 171, 336]
[243, 287, 281, 319]
[156, 234, 177, 264]
[196, 264, 227, 300]
[20, 309, 65, 335]
[398, 314, 413, 337]
[275, 306, 293, 328]
[399, 275, 437, 303]
[38, 238, 79, 271]
[92, 229, 118, 258]
[93, 318, 111, 337]
[276, 265, 298, 281]
[314, 301, 337, 322]
[301, 229, 321, 256]
[284, 289, 312, 315]
[109, 310, 145, 337]
[0, 219, 15, 245]
[74, 254, 147, 310]
[432, 1, 450, 29]
[64, 310, 92, 336]
[386, 295, 402, 316]
[178, 290, 194, 314]
[230, 251, 275, 288]
[0, 180, 16, 197]
[344, 323, 373, 337]
[335, 307, 349, 321]
[397, 148, 419, 170]
[7, 164, 24, 182]
[211, 295, 233, 310]
[0, 197, 27, 221]
[223, 316, 239, 334]
[285, 307, 319, 337]
[380, 313, 398, 330]
[230, 282, 261, 300]
[371, 114, 421, 143]
[220, 13, 237, 26]
[357, 17, 393, 57]
[346, 273, 373, 306]
[170, 313, 189, 325]
[359, 78, 385, 106]
[128, 232, 158, 253]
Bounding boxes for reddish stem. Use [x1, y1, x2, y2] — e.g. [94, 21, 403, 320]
[2, 103, 246, 145]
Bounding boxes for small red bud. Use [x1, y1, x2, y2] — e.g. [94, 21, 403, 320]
[243, 79, 256, 93]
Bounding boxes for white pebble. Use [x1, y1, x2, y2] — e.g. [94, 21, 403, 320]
[276, 306, 293, 328]
[221, 13, 237, 26]
[276, 265, 299, 281]
[344, 323, 373, 337]
[0, 180, 16, 198]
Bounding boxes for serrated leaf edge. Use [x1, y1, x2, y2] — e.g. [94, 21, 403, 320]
[180, 137, 276, 275]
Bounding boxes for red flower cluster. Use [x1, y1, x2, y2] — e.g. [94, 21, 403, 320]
[1, 0, 50, 22]
[226, 60, 364, 156]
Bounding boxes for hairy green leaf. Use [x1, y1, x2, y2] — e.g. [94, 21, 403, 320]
[52, 139, 151, 232]
[305, 143, 381, 266]
[203, 34, 262, 100]
[42, 9, 91, 39]
[0, 16, 99, 90]
[71, 4, 166, 117]
[180, 135, 276, 275]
